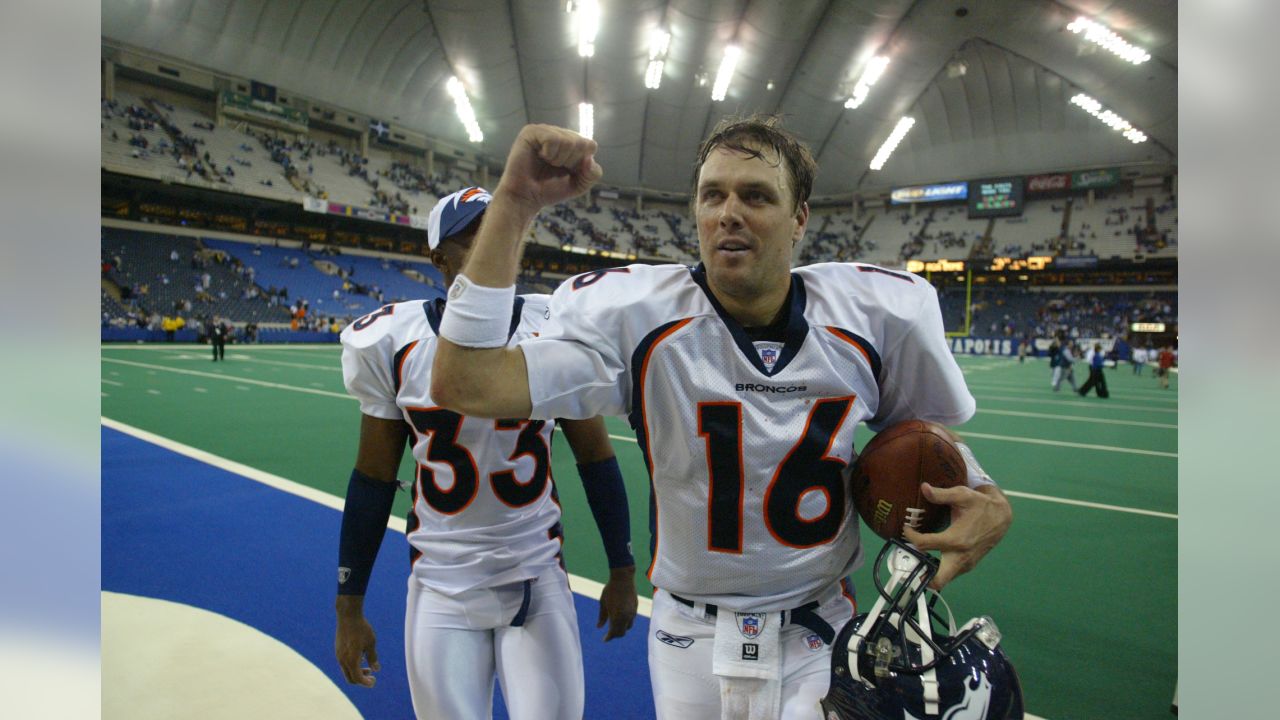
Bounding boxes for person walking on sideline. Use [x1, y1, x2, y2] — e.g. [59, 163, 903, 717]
[1078, 342, 1109, 398]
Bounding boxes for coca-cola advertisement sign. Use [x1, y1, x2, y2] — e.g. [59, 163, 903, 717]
[1026, 174, 1071, 193]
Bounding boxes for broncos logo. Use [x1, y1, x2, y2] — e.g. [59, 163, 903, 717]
[456, 187, 491, 205]
[905, 674, 992, 720]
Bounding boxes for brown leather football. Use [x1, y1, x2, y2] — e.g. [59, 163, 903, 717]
[852, 419, 966, 540]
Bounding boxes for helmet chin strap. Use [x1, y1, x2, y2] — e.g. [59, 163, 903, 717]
[907, 591, 941, 715]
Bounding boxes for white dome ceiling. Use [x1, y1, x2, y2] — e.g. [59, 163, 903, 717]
[103, 0, 1177, 199]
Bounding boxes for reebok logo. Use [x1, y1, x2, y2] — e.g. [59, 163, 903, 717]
[735, 383, 808, 394]
[654, 630, 694, 649]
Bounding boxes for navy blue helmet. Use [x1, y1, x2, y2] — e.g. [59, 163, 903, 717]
[821, 539, 1024, 720]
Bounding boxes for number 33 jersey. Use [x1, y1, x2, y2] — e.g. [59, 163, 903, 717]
[341, 296, 564, 597]
[521, 262, 974, 611]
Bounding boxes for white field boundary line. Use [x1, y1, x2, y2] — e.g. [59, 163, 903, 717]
[142, 351, 341, 372]
[146, 352, 341, 373]
[957, 431, 1176, 458]
[101, 417, 653, 618]
[1003, 490, 1176, 520]
[212, 356, 340, 372]
[966, 375, 1176, 390]
[973, 394, 1177, 414]
[967, 381, 1179, 402]
[976, 409, 1175, 429]
[102, 358, 351, 400]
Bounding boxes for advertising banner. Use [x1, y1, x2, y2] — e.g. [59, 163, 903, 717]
[890, 182, 968, 204]
[1071, 168, 1119, 189]
[301, 197, 426, 229]
[1052, 255, 1099, 268]
[1025, 173, 1071, 193]
[949, 337, 1020, 356]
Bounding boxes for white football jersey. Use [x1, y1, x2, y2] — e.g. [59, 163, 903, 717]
[521, 263, 974, 611]
[342, 295, 565, 597]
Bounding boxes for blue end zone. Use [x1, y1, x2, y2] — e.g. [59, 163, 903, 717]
[102, 426, 655, 719]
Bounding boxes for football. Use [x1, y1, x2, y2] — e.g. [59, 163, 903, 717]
[852, 420, 967, 540]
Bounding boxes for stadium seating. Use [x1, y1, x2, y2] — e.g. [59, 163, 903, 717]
[101, 90, 1178, 344]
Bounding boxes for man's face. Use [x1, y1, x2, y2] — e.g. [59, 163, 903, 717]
[695, 145, 808, 303]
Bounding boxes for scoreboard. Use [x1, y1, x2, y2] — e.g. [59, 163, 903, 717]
[968, 177, 1024, 218]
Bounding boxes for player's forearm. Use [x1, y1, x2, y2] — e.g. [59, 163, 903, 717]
[431, 343, 533, 418]
[575, 456, 635, 568]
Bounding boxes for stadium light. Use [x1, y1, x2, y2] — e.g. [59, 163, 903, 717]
[1070, 93, 1147, 143]
[869, 116, 915, 170]
[645, 61, 665, 89]
[1067, 16, 1151, 64]
[575, 0, 601, 58]
[645, 28, 670, 90]
[711, 45, 741, 102]
[844, 56, 890, 110]
[578, 102, 594, 140]
[446, 76, 483, 143]
[648, 27, 671, 58]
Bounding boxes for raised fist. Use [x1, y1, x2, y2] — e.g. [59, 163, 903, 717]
[496, 124, 603, 214]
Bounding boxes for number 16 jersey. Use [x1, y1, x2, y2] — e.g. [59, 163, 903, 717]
[521, 262, 974, 612]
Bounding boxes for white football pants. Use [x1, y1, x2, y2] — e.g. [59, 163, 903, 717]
[647, 584, 856, 720]
[404, 565, 584, 720]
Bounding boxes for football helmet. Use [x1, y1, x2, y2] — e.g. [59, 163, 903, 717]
[820, 539, 1024, 720]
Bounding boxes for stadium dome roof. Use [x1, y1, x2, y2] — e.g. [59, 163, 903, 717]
[102, 0, 1176, 200]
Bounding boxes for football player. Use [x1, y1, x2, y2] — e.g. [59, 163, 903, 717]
[334, 187, 638, 719]
[431, 120, 1013, 719]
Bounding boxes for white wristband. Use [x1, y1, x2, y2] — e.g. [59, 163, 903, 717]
[955, 442, 996, 489]
[438, 274, 516, 348]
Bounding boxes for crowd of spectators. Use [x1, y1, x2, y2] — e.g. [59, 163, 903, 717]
[104, 97, 223, 183]
[958, 289, 1178, 341]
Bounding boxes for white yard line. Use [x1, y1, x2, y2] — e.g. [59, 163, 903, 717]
[102, 358, 351, 400]
[973, 394, 1177, 414]
[975, 408, 1175, 429]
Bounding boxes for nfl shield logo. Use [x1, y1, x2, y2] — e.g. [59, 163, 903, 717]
[736, 612, 764, 638]
[805, 633, 824, 652]
[759, 346, 779, 371]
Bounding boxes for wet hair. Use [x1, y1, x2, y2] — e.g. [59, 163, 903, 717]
[691, 114, 816, 211]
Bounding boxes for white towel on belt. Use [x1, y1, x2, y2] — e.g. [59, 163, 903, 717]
[712, 610, 781, 720]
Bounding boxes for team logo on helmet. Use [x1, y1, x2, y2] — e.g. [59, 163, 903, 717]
[736, 612, 764, 638]
[905, 674, 993, 720]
